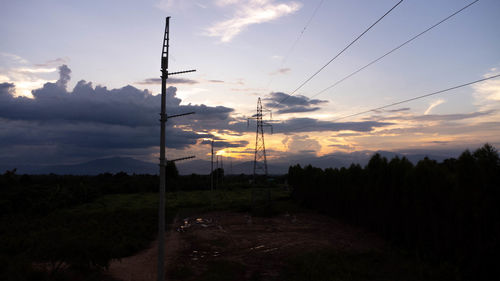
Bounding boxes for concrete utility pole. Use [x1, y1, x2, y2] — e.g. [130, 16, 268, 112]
[158, 16, 196, 281]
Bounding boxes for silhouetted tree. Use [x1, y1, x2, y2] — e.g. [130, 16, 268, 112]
[288, 144, 500, 280]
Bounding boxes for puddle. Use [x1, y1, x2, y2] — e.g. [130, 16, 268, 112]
[250, 245, 265, 251]
[190, 249, 222, 261]
[177, 217, 215, 232]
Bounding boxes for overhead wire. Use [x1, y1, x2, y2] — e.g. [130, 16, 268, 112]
[262, 0, 325, 100]
[308, 0, 480, 100]
[331, 74, 500, 122]
[275, 73, 500, 133]
[270, 0, 404, 110]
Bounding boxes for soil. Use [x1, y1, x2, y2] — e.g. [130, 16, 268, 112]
[107, 215, 185, 281]
[107, 210, 384, 281]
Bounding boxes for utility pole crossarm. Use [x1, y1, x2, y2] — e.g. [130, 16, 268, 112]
[169, 69, 196, 76]
[168, 155, 195, 163]
[167, 112, 195, 119]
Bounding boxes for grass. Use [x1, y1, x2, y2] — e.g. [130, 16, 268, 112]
[67, 187, 291, 214]
[280, 249, 458, 281]
[199, 260, 246, 281]
[1, 186, 292, 280]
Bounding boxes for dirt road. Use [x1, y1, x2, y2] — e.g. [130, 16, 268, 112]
[108, 210, 384, 281]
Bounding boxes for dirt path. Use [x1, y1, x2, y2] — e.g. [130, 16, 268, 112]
[108, 210, 385, 281]
[108, 215, 185, 281]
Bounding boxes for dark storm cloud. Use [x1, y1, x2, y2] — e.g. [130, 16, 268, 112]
[0, 65, 238, 166]
[0, 82, 15, 100]
[0, 65, 233, 127]
[56, 64, 71, 88]
[200, 139, 249, 148]
[135, 77, 198, 85]
[264, 92, 328, 114]
[274, 117, 393, 133]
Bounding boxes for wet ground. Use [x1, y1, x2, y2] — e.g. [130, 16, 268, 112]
[108, 210, 384, 281]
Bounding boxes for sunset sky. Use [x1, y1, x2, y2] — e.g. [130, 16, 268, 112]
[1, 0, 500, 167]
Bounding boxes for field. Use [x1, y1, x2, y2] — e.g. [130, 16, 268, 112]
[1, 184, 454, 281]
[2, 145, 499, 281]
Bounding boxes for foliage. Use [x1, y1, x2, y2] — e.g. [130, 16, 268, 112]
[288, 144, 500, 280]
[281, 249, 458, 281]
[0, 168, 288, 281]
[198, 260, 246, 281]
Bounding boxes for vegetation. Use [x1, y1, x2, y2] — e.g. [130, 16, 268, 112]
[0, 168, 287, 281]
[288, 144, 500, 280]
[281, 249, 458, 281]
[2, 144, 498, 280]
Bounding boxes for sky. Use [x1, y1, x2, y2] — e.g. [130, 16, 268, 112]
[1, 0, 500, 168]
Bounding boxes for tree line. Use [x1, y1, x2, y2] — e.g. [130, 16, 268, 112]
[288, 144, 500, 280]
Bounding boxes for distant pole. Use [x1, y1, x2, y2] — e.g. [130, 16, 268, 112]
[216, 155, 219, 188]
[211, 139, 214, 192]
[220, 156, 224, 184]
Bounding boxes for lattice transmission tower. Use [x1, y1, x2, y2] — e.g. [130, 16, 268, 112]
[248, 97, 272, 181]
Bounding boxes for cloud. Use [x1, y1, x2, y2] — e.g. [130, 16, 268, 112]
[0, 65, 239, 165]
[264, 91, 328, 114]
[155, 0, 202, 11]
[135, 77, 199, 85]
[284, 135, 321, 155]
[379, 110, 494, 122]
[206, 0, 301, 42]
[328, 143, 354, 150]
[208, 79, 224, 83]
[473, 70, 500, 113]
[274, 117, 393, 133]
[216, 0, 241, 6]
[0, 82, 15, 100]
[269, 67, 291, 75]
[428, 141, 449, 144]
[386, 107, 410, 113]
[424, 99, 445, 115]
[34, 57, 69, 67]
[415, 111, 493, 121]
[0, 53, 64, 97]
[0, 52, 28, 64]
[200, 139, 249, 148]
[56, 64, 71, 89]
[17, 68, 57, 74]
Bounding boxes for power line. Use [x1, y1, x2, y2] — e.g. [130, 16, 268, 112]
[309, 0, 480, 100]
[276, 74, 500, 134]
[263, 0, 325, 97]
[271, 0, 404, 109]
[330, 73, 500, 122]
